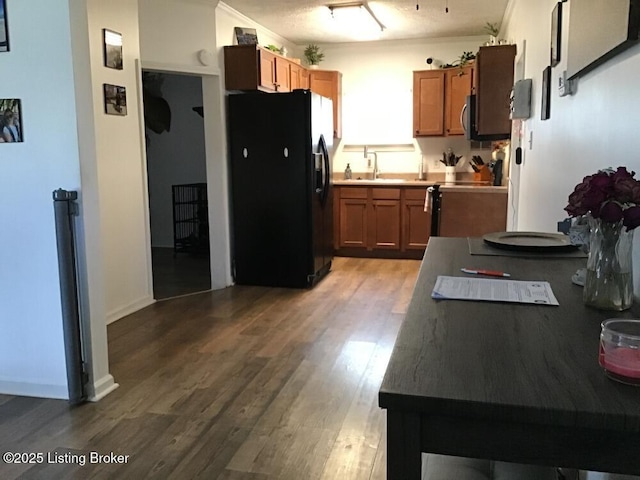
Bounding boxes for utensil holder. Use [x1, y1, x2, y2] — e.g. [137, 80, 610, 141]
[473, 165, 493, 183]
[445, 166, 456, 185]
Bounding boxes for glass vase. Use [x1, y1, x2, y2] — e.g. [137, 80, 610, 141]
[584, 215, 634, 311]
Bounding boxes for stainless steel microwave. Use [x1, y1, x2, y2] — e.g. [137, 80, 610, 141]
[464, 95, 510, 142]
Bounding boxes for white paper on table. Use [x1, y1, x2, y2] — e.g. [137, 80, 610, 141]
[432, 276, 559, 306]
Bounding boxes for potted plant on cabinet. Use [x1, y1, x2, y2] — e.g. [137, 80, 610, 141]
[304, 44, 324, 68]
[484, 22, 500, 45]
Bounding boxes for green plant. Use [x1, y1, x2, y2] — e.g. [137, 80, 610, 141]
[304, 44, 325, 65]
[484, 22, 500, 36]
[441, 51, 476, 69]
[265, 44, 280, 52]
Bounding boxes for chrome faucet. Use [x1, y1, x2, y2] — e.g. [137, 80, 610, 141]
[364, 145, 379, 179]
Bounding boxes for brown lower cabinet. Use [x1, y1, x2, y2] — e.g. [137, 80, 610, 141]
[439, 190, 508, 237]
[334, 186, 430, 259]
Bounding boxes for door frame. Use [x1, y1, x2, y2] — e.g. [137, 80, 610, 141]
[137, 61, 232, 295]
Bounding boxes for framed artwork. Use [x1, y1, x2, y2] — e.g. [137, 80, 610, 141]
[0, 99, 23, 143]
[103, 29, 123, 69]
[0, 0, 9, 52]
[103, 84, 127, 116]
[541, 66, 551, 121]
[234, 27, 258, 45]
[550, 2, 562, 67]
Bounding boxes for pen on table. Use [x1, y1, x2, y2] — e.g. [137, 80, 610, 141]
[461, 268, 511, 278]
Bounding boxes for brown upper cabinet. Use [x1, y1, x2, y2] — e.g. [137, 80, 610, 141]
[413, 70, 445, 136]
[474, 45, 516, 137]
[224, 45, 340, 138]
[224, 44, 294, 93]
[309, 70, 342, 138]
[290, 62, 310, 90]
[445, 66, 474, 135]
[413, 65, 473, 137]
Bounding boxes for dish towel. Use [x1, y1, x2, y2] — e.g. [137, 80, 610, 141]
[424, 188, 431, 213]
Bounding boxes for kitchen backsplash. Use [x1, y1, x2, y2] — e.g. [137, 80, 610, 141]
[332, 137, 508, 183]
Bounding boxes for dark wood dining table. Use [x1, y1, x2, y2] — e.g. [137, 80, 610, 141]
[379, 237, 640, 479]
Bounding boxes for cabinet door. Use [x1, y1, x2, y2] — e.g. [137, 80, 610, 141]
[445, 66, 473, 136]
[339, 198, 368, 248]
[475, 45, 516, 136]
[370, 200, 401, 250]
[259, 50, 277, 91]
[413, 71, 445, 136]
[275, 57, 291, 92]
[290, 63, 301, 90]
[402, 200, 431, 250]
[309, 70, 342, 138]
[300, 68, 310, 89]
[224, 45, 262, 91]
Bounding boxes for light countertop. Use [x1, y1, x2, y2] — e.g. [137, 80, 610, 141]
[333, 178, 507, 193]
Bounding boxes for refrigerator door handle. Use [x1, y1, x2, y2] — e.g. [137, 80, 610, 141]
[313, 152, 323, 194]
[317, 134, 330, 206]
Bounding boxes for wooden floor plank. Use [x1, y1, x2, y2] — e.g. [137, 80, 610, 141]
[0, 257, 420, 479]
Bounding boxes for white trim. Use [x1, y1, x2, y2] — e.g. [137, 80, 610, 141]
[0, 381, 68, 400]
[501, 0, 517, 33]
[88, 374, 119, 402]
[217, 1, 294, 47]
[141, 61, 221, 76]
[136, 58, 155, 305]
[106, 295, 155, 325]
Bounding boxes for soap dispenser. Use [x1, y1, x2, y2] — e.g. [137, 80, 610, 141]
[344, 163, 352, 180]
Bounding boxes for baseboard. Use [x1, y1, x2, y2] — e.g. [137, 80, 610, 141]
[0, 380, 68, 400]
[88, 374, 119, 402]
[106, 295, 155, 325]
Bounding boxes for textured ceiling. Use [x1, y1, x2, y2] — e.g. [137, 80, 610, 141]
[221, 0, 510, 44]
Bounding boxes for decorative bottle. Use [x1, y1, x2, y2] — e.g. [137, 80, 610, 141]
[344, 163, 352, 180]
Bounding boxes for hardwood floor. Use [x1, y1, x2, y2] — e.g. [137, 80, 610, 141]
[0, 257, 420, 479]
[151, 247, 211, 300]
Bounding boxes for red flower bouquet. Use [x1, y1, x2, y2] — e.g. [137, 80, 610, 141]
[565, 167, 640, 230]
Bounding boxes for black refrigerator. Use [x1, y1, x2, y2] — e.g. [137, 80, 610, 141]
[228, 90, 334, 288]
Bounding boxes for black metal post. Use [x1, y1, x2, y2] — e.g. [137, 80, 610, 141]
[52, 188, 87, 405]
[430, 184, 441, 237]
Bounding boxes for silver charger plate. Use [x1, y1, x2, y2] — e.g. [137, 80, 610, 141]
[482, 231, 577, 251]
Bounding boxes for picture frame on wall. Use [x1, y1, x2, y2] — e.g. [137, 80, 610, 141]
[103, 84, 127, 116]
[541, 66, 551, 120]
[550, 2, 562, 67]
[103, 29, 123, 69]
[0, 99, 23, 143]
[234, 27, 258, 45]
[0, 0, 9, 52]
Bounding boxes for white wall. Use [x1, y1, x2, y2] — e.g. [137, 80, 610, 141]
[147, 73, 207, 248]
[0, 0, 115, 400]
[502, 0, 640, 299]
[86, 0, 155, 325]
[317, 37, 493, 177]
[216, 2, 301, 68]
[140, 0, 233, 289]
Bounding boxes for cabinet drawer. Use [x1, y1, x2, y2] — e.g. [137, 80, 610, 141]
[339, 187, 368, 199]
[404, 188, 429, 201]
[372, 188, 400, 200]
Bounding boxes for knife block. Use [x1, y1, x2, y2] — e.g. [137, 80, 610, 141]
[474, 165, 492, 183]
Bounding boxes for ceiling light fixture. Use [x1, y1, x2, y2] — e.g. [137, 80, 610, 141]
[328, 2, 386, 32]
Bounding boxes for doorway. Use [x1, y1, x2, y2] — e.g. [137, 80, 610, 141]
[143, 70, 211, 300]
